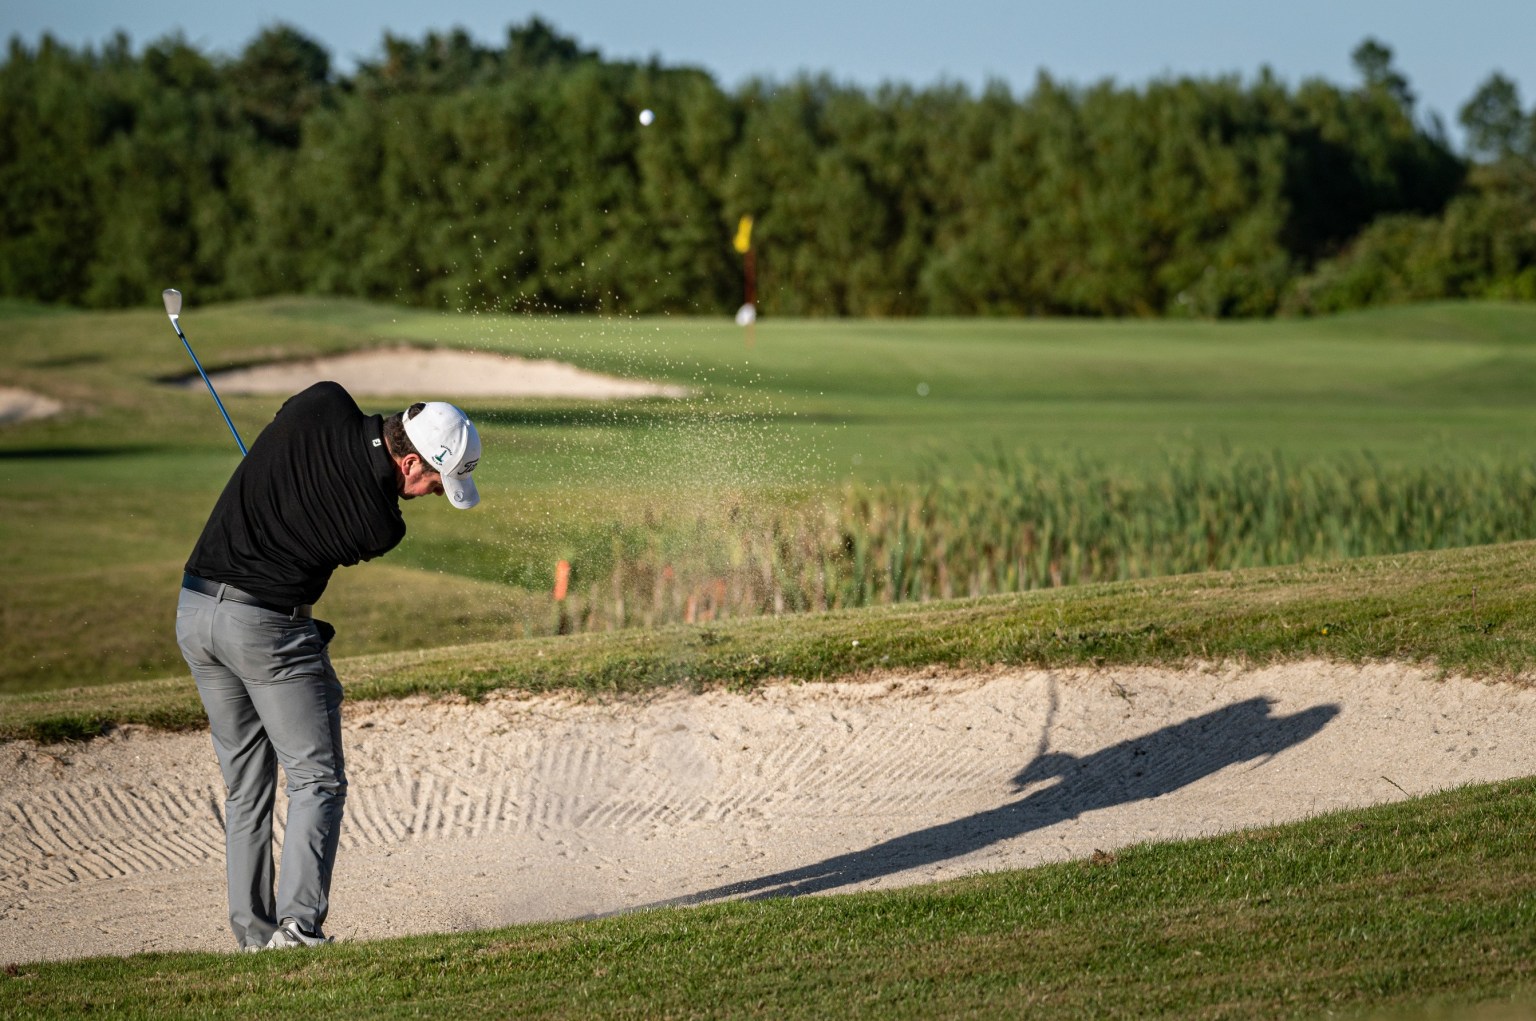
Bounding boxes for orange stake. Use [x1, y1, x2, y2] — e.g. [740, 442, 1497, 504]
[554, 560, 570, 601]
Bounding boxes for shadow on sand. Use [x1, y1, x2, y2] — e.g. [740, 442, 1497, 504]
[635, 693, 1340, 909]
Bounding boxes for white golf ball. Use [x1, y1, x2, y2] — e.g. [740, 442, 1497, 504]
[639, 108, 655, 126]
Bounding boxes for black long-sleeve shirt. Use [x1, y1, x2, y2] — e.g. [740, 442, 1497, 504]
[185, 382, 406, 607]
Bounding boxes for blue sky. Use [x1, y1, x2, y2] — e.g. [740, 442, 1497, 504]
[7, 1, 1532, 148]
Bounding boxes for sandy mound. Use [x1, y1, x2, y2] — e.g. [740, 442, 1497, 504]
[0, 387, 63, 425]
[176, 347, 688, 400]
[4, 660, 1534, 964]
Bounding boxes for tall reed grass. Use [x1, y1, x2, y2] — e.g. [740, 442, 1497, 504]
[535, 449, 1536, 632]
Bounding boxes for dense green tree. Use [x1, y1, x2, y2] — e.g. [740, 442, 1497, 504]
[910, 81, 1013, 313]
[504, 17, 600, 71]
[619, 65, 740, 313]
[1283, 163, 1536, 313]
[227, 25, 331, 147]
[1351, 38, 1414, 112]
[1460, 73, 1533, 162]
[80, 35, 242, 307]
[354, 29, 502, 96]
[352, 18, 597, 97]
[0, 35, 116, 302]
[0, 23, 1511, 317]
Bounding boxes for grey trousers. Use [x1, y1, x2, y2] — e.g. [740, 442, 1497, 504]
[175, 586, 346, 950]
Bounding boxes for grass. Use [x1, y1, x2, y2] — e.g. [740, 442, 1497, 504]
[6, 299, 1536, 1016]
[9, 299, 1536, 692]
[536, 449, 1536, 631]
[3, 778, 1534, 1019]
[3, 538, 1533, 743]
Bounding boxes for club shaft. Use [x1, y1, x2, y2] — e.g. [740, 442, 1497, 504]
[174, 322, 248, 456]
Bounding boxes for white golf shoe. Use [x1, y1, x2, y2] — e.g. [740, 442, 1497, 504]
[265, 918, 335, 949]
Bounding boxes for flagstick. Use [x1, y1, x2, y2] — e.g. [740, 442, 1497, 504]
[733, 214, 757, 348]
[744, 245, 757, 349]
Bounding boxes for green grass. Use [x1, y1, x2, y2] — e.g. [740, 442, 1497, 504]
[8, 299, 1536, 693]
[4, 778, 1534, 1019]
[4, 539, 1533, 743]
[7, 299, 1536, 1017]
[11, 297, 1536, 480]
[539, 449, 1536, 631]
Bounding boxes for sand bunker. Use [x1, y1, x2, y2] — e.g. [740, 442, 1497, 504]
[0, 387, 63, 425]
[176, 347, 688, 400]
[3, 660, 1534, 964]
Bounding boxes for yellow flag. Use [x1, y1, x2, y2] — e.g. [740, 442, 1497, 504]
[733, 215, 754, 254]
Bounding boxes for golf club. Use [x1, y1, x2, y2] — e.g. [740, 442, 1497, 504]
[163, 288, 247, 456]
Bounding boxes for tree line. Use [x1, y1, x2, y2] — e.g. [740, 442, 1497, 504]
[2, 20, 1533, 317]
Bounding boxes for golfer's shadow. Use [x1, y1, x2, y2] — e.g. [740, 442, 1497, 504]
[640, 694, 1339, 908]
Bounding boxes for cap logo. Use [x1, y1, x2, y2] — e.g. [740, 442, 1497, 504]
[432, 446, 450, 466]
[457, 458, 479, 477]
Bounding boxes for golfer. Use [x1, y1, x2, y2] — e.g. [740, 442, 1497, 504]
[175, 381, 481, 951]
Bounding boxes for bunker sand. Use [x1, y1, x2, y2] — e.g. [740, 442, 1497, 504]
[5, 347, 683, 431]
[3, 660, 1534, 964]
[0, 387, 63, 425]
[174, 347, 689, 400]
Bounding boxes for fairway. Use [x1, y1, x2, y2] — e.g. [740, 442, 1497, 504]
[7, 300, 1536, 693]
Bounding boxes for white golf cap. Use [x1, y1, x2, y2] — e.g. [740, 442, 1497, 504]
[403, 402, 482, 510]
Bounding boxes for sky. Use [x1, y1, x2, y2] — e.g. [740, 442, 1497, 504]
[6, 1, 1533, 150]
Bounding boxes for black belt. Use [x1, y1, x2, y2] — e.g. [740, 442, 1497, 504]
[182, 573, 312, 618]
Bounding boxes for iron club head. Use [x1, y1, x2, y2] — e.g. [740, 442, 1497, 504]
[160, 286, 247, 456]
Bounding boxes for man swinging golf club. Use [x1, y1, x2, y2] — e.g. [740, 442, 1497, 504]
[175, 367, 482, 951]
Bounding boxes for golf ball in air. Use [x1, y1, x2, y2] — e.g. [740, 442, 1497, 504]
[639, 109, 655, 126]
